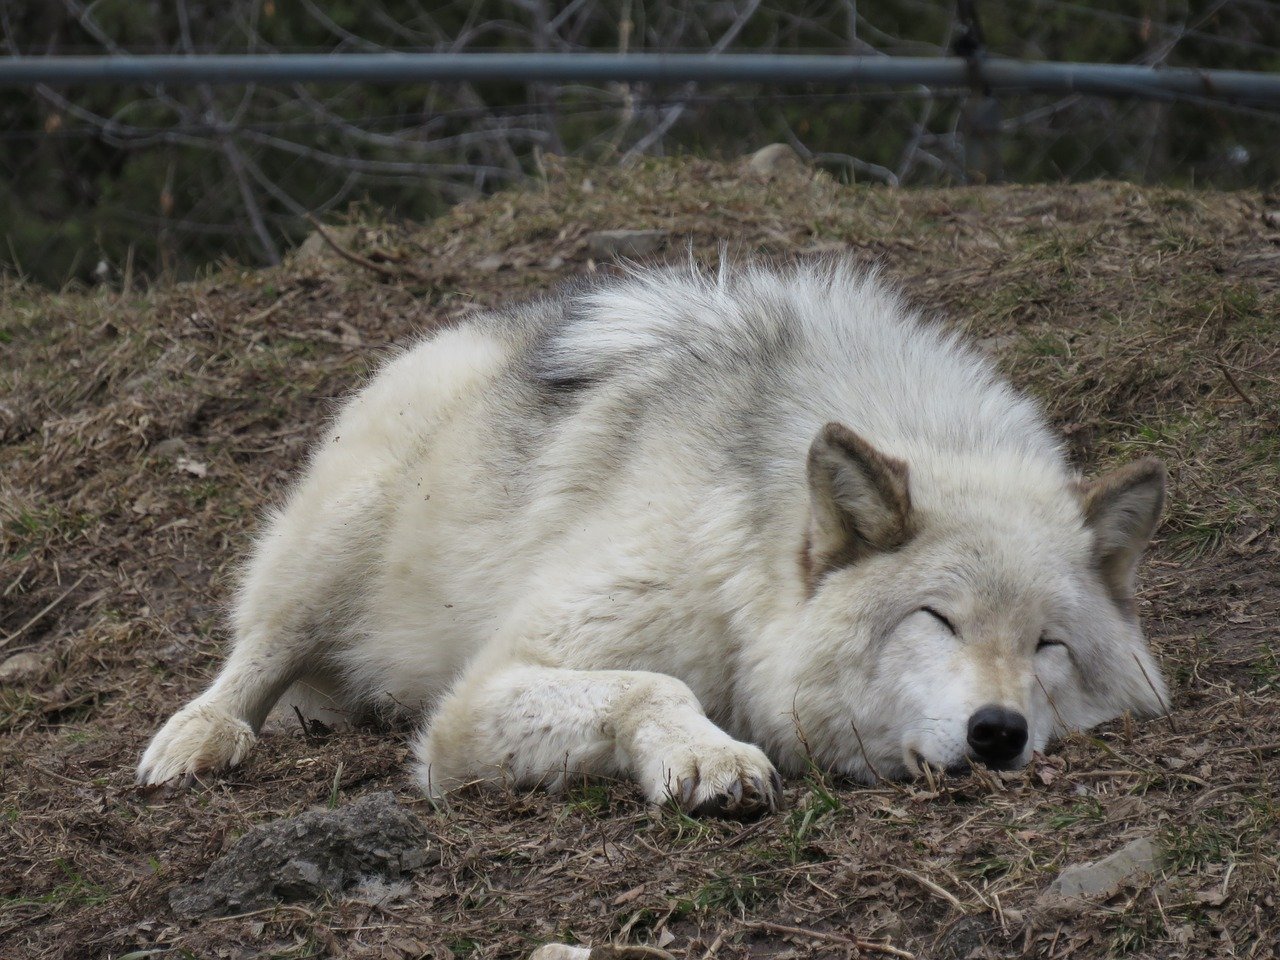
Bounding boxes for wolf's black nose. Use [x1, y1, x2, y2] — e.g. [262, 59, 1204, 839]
[967, 705, 1028, 768]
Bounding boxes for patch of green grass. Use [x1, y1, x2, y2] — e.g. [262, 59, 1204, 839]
[1027, 333, 1069, 358]
[1245, 427, 1280, 464]
[1165, 518, 1227, 559]
[1109, 410, 1209, 460]
[649, 803, 717, 845]
[1218, 285, 1262, 325]
[1159, 821, 1235, 873]
[1164, 494, 1258, 560]
[2, 503, 96, 560]
[1105, 906, 1167, 955]
[1246, 647, 1280, 691]
[684, 871, 769, 914]
[1046, 798, 1106, 830]
[784, 767, 842, 863]
[447, 937, 479, 958]
[0, 688, 42, 732]
[8, 505, 61, 539]
[961, 853, 1016, 882]
[974, 279, 1048, 325]
[0, 860, 110, 914]
[182, 479, 222, 509]
[564, 780, 612, 816]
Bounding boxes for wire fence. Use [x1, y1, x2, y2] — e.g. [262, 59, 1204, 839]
[1, 0, 1279, 288]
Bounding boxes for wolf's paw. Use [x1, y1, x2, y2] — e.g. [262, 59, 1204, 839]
[650, 738, 783, 819]
[137, 700, 256, 787]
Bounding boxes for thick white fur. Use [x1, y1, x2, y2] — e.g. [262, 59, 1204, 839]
[139, 262, 1168, 812]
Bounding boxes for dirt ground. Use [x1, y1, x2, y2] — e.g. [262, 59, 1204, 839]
[2, 157, 1277, 960]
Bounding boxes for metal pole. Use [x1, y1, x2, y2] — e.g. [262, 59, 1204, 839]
[0, 54, 1278, 105]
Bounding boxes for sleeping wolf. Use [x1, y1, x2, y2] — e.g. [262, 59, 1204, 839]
[139, 262, 1169, 817]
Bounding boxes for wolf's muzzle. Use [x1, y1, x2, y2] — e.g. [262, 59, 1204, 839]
[966, 705, 1028, 769]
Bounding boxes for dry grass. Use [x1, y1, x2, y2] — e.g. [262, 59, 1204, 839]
[1, 157, 1277, 960]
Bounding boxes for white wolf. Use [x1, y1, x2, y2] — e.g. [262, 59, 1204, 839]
[139, 261, 1169, 817]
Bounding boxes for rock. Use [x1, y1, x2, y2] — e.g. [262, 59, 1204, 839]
[0, 651, 47, 683]
[529, 948, 675, 960]
[745, 143, 807, 178]
[1044, 836, 1163, 902]
[151, 437, 191, 460]
[294, 226, 358, 264]
[586, 230, 668, 260]
[530, 949, 589, 960]
[169, 792, 435, 917]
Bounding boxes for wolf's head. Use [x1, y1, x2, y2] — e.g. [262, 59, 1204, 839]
[790, 421, 1169, 781]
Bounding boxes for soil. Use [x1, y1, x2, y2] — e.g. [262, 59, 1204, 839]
[2, 157, 1277, 959]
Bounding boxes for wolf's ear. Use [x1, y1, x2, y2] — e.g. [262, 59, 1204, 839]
[805, 422, 912, 584]
[1080, 458, 1166, 604]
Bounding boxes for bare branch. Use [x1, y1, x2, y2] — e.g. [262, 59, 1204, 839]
[621, 0, 764, 164]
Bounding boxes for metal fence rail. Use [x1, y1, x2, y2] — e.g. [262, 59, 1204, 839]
[5, 53, 1280, 106]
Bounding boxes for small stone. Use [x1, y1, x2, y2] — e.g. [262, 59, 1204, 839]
[294, 226, 358, 264]
[1044, 836, 1163, 901]
[530, 948, 589, 960]
[746, 143, 807, 178]
[0, 651, 47, 683]
[586, 230, 668, 260]
[152, 438, 191, 460]
[529, 948, 675, 960]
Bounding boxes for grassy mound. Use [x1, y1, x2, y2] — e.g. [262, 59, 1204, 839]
[2, 157, 1277, 959]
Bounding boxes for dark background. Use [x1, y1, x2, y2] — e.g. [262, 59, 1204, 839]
[3, 0, 1279, 287]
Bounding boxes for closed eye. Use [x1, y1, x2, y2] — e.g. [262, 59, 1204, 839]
[1037, 637, 1068, 652]
[921, 607, 956, 635]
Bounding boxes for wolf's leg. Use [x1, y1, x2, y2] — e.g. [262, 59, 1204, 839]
[137, 513, 351, 785]
[412, 664, 782, 817]
[136, 619, 316, 786]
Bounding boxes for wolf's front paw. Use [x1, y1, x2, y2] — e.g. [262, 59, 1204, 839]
[137, 700, 256, 787]
[648, 738, 783, 819]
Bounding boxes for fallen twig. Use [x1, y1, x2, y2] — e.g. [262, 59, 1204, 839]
[1214, 741, 1280, 758]
[891, 866, 969, 913]
[741, 920, 915, 959]
[1, 573, 89, 649]
[303, 214, 432, 283]
[1215, 360, 1257, 410]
